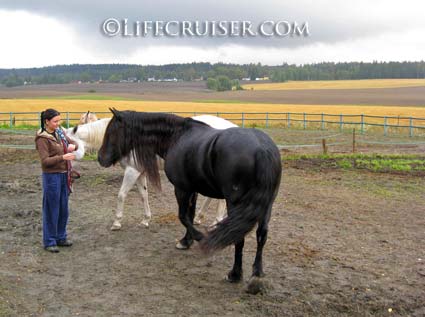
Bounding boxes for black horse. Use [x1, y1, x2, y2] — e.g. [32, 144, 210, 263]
[98, 109, 282, 283]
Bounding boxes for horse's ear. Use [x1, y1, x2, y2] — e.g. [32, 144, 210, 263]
[87, 110, 90, 115]
[73, 125, 78, 134]
[110, 107, 122, 121]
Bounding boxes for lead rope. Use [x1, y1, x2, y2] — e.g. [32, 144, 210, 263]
[56, 128, 78, 193]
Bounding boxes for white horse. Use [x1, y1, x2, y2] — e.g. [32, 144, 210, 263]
[67, 115, 237, 230]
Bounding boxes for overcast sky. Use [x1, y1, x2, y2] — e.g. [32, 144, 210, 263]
[1, 0, 424, 68]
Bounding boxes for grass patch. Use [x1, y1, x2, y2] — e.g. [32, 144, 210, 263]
[82, 152, 98, 161]
[83, 174, 108, 187]
[0, 124, 37, 130]
[285, 153, 425, 174]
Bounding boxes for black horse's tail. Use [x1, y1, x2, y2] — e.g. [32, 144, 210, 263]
[201, 148, 281, 253]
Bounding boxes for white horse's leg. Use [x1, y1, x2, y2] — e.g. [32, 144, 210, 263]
[111, 167, 140, 231]
[136, 174, 151, 227]
[194, 196, 212, 225]
[214, 199, 227, 225]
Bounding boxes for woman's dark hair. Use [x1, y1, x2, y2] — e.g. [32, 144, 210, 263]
[40, 108, 60, 131]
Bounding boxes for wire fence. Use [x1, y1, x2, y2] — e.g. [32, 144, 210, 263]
[1, 111, 425, 137]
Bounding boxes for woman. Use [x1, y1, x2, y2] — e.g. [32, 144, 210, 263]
[35, 109, 78, 253]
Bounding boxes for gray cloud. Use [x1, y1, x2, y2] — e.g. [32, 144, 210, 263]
[1, 0, 424, 61]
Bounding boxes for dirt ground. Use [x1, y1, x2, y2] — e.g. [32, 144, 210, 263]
[1, 82, 425, 106]
[1, 131, 425, 317]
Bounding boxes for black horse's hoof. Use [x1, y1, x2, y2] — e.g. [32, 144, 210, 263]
[175, 239, 193, 250]
[193, 231, 205, 242]
[225, 270, 242, 283]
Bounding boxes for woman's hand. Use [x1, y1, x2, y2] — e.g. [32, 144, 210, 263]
[67, 144, 76, 152]
[63, 153, 76, 161]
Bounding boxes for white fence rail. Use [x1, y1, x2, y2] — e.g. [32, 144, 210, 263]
[1, 111, 425, 137]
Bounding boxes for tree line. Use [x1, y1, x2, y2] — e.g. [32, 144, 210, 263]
[1, 61, 424, 88]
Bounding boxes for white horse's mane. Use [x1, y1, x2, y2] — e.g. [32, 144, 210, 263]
[75, 118, 111, 149]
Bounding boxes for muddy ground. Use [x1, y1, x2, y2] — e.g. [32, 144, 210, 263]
[1, 82, 425, 106]
[0, 131, 425, 317]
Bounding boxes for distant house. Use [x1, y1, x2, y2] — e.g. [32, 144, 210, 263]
[255, 77, 269, 81]
[147, 77, 156, 82]
[242, 77, 251, 81]
[127, 77, 137, 82]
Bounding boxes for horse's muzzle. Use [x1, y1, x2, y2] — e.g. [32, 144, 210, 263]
[97, 153, 112, 167]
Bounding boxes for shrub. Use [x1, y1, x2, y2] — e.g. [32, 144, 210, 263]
[206, 78, 218, 90]
[216, 76, 232, 91]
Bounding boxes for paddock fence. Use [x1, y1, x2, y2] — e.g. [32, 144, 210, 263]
[1, 111, 425, 137]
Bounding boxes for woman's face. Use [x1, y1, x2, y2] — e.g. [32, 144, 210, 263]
[45, 115, 61, 132]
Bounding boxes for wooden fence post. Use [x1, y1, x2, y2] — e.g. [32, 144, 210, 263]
[352, 128, 356, 153]
[384, 116, 388, 136]
[287, 113, 291, 128]
[409, 117, 413, 137]
[322, 139, 328, 155]
[321, 113, 325, 130]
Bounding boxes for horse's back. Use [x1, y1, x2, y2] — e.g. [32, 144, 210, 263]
[165, 126, 280, 200]
[192, 115, 237, 129]
[213, 128, 280, 199]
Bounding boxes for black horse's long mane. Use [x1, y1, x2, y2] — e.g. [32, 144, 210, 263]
[107, 110, 207, 189]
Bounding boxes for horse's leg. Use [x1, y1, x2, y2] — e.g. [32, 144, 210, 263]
[252, 206, 272, 277]
[136, 174, 151, 227]
[175, 188, 204, 249]
[111, 167, 140, 231]
[226, 238, 245, 283]
[194, 196, 212, 225]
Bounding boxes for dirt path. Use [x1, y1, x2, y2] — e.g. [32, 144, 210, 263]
[1, 142, 425, 316]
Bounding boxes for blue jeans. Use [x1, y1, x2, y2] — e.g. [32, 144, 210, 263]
[42, 172, 69, 247]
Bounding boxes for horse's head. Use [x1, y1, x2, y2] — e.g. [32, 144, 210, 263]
[98, 108, 127, 167]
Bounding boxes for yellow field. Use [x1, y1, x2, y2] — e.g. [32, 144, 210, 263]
[0, 99, 424, 128]
[242, 79, 425, 90]
[0, 99, 425, 116]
